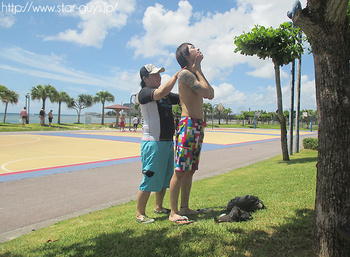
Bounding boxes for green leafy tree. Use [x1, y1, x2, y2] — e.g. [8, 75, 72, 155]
[94, 91, 115, 125]
[30, 84, 58, 110]
[0, 85, 19, 123]
[202, 103, 212, 123]
[172, 104, 182, 118]
[234, 22, 304, 161]
[291, 0, 350, 255]
[51, 91, 71, 124]
[67, 94, 94, 123]
[0, 85, 7, 99]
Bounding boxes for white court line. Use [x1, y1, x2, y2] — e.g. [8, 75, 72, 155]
[1, 156, 107, 173]
[0, 135, 41, 146]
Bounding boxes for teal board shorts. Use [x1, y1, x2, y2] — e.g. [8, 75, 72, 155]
[139, 141, 175, 192]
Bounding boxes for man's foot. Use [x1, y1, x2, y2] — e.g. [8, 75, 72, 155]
[179, 206, 201, 215]
[169, 214, 194, 225]
[135, 215, 155, 224]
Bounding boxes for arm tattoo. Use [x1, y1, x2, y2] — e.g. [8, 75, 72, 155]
[179, 71, 201, 91]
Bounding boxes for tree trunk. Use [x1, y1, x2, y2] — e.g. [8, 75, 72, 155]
[101, 102, 105, 125]
[294, 1, 350, 256]
[3, 103, 8, 123]
[313, 30, 350, 257]
[77, 109, 81, 124]
[274, 63, 290, 161]
[58, 102, 61, 124]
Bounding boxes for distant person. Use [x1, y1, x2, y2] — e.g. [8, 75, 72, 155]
[119, 114, 125, 131]
[39, 108, 45, 126]
[48, 110, 53, 127]
[133, 116, 139, 132]
[19, 107, 28, 127]
[169, 42, 214, 224]
[135, 64, 183, 223]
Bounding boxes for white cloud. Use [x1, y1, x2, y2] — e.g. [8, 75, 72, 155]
[0, 13, 15, 28]
[127, 0, 308, 81]
[0, 46, 136, 93]
[211, 82, 247, 106]
[44, 0, 136, 48]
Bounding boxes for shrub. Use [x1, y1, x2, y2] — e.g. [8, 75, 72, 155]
[303, 138, 318, 150]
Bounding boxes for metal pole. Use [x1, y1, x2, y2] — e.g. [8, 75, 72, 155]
[289, 58, 295, 156]
[254, 115, 257, 129]
[26, 93, 30, 123]
[211, 104, 217, 129]
[294, 32, 302, 153]
[310, 116, 313, 132]
[129, 94, 136, 131]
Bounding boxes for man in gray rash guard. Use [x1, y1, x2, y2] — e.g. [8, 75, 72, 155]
[135, 64, 183, 223]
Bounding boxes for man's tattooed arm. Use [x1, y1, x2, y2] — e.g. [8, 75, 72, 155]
[178, 70, 201, 91]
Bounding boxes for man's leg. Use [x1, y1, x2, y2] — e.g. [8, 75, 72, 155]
[169, 171, 185, 221]
[154, 187, 167, 212]
[136, 190, 151, 218]
[179, 170, 198, 215]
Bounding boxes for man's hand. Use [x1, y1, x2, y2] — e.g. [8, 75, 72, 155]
[193, 52, 203, 72]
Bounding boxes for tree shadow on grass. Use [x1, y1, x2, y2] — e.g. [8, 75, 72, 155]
[25, 227, 231, 257]
[2, 209, 314, 257]
[279, 157, 318, 165]
[225, 208, 315, 256]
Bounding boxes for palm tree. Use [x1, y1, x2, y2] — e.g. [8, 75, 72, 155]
[94, 91, 115, 125]
[224, 108, 232, 124]
[51, 91, 71, 124]
[202, 103, 212, 123]
[67, 94, 94, 123]
[31, 84, 58, 110]
[0, 85, 19, 123]
[0, 85, 7, 98]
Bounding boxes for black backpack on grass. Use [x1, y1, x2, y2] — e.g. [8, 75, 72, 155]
[215, 195, 266, 223]
[226, 195, 266, 213]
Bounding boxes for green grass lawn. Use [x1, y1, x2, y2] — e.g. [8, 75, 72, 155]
[0, 150, 317, 257]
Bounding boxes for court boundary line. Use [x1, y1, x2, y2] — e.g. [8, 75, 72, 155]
[0, 155, 140, 177]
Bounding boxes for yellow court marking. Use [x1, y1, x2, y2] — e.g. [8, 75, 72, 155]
[0, 134, 42, 146]
[0, 134, 140, 174]
[203, 128, 313, 144]
[203, 132, 279, 145]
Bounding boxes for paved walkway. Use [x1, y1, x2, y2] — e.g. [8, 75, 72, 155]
[0, 128, 317, 243]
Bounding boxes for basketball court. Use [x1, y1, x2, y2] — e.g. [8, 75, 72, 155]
[0, 128, 316, 182]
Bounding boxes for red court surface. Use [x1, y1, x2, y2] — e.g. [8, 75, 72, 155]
[0, 128, 316, 182]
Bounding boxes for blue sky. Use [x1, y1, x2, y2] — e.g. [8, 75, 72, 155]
[0, 0, 316, 115]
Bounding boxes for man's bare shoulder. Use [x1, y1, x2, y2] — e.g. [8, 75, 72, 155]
[178, 70, 199, 91]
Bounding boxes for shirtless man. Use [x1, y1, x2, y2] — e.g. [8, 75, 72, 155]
[169, 43, 214, 223]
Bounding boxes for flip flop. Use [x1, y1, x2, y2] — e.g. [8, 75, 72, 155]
[171, 215, 194, 225]
[196, 208, 214, 214]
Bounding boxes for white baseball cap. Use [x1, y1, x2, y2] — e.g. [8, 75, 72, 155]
[142, 64, 165, 75]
